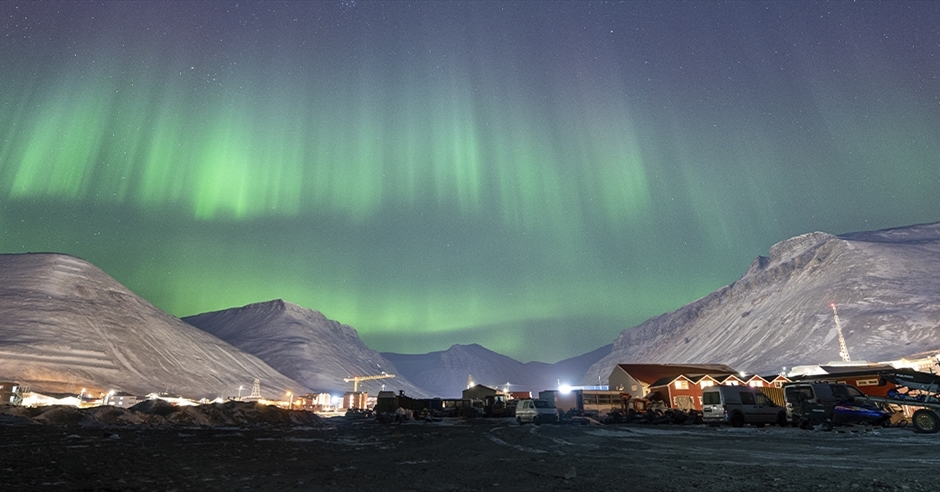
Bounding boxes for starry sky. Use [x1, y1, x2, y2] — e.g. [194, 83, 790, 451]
[1, 1, 938, 363]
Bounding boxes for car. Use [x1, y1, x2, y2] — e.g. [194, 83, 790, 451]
[701, 385, 786, 428]
[515, 398, 559, 424]
[783, 382, 890, 427]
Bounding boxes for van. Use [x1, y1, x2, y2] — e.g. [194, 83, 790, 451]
[515, 398, 559, 425]
[784, 382, 889, 427]
[702, 385, 787, 427]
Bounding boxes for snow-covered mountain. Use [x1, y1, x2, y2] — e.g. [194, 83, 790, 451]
[0, 253, 301, 399]
[382, 343, 611, 398]
[583, 222, 940, 384]
[183, 300, 430, 397]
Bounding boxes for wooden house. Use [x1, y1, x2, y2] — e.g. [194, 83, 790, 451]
[647, 374, 700, 410]
[462, 384, 503, 401]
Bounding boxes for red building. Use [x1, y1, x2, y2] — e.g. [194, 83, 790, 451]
[608, 363, 737, 402]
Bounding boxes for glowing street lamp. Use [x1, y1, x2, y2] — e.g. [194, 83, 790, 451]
[237, 385, 244, 401]
[286, 391, 293, 410]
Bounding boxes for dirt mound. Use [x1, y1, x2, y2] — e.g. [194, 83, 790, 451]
[129, 398, 179, 416]
[33, 405, 85, 426]
[0, 401, 324, 428]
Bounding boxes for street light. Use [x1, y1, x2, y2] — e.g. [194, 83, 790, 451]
[286, 391, 293, 410]
[237, 385, 244, 401]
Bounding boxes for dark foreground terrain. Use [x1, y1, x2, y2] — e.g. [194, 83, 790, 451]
[2, 415, 938, 491]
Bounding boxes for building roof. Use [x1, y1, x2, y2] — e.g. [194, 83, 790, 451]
[613, 363, 737, 386]
[787, 364, 897, 381]
[817, 364, 895, 376]
[649, 374, 690, 388]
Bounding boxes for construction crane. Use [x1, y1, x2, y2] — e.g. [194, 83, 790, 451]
[830, 303, 852, 362]
[343, 372, 395, 392]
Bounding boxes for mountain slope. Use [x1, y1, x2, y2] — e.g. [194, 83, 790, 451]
[583, 222, 940, 384]
[0, 253, 301, 398]
[383, 343, 611, 398]
[183, 300, 430, 397]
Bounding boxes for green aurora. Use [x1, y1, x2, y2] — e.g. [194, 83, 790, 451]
[1, 1, 939, 362]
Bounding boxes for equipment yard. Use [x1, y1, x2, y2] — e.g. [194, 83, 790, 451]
[2, 414, 938, 491]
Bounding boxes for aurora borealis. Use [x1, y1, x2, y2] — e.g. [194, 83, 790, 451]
[1, 1, 938, 363]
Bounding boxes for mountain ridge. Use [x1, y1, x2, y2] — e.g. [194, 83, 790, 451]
[382, 342, 610, 398]
[183, 299, 431, 397]
[0, 253, 302, 398]
[582, 222, 940, 384]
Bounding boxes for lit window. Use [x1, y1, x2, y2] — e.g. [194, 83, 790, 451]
[749, 381, 764, 387]
[700, 380, 714, 388]
[856, 379, 879, 386]
[674, 380, 689, 390]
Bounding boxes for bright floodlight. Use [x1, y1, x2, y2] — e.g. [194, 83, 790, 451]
[559, 384, 572, 394]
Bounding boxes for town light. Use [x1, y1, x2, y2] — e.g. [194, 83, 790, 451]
[559, 384, 572, 394]
[237, 385, 244, 400]
[286, 391, 293, 410]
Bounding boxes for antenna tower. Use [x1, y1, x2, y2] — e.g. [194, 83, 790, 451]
[249, 378, 262, 399]
[830, 303, 851, 362]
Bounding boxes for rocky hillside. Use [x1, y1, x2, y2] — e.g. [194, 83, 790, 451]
[583, 222, 940, 383]
[0, 253, 301, 398]
[184, 300, 430, 397]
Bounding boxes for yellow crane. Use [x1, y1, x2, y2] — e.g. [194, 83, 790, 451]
[343, 372, 395, 392]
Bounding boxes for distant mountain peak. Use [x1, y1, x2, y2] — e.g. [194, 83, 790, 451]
[204, 299, 330, 326]
[766, 231, 837, 264]
[184, 300, 428, 396]
[449, 343, 486, 352]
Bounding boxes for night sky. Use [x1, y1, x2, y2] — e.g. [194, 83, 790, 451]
[2, 1, 938, 363]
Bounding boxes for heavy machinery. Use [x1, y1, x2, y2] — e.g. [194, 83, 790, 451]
[862, 369, 940, 433]
[343, 372, 395, 392]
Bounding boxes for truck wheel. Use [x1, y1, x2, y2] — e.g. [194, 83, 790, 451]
[777, 412, 788, 427]
[730, 412, 745, 428]
[517, 417, 523, 425]
[912, 409, 940, 434]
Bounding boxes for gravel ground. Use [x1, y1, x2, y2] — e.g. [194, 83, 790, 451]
[2, 415, 938, 491]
